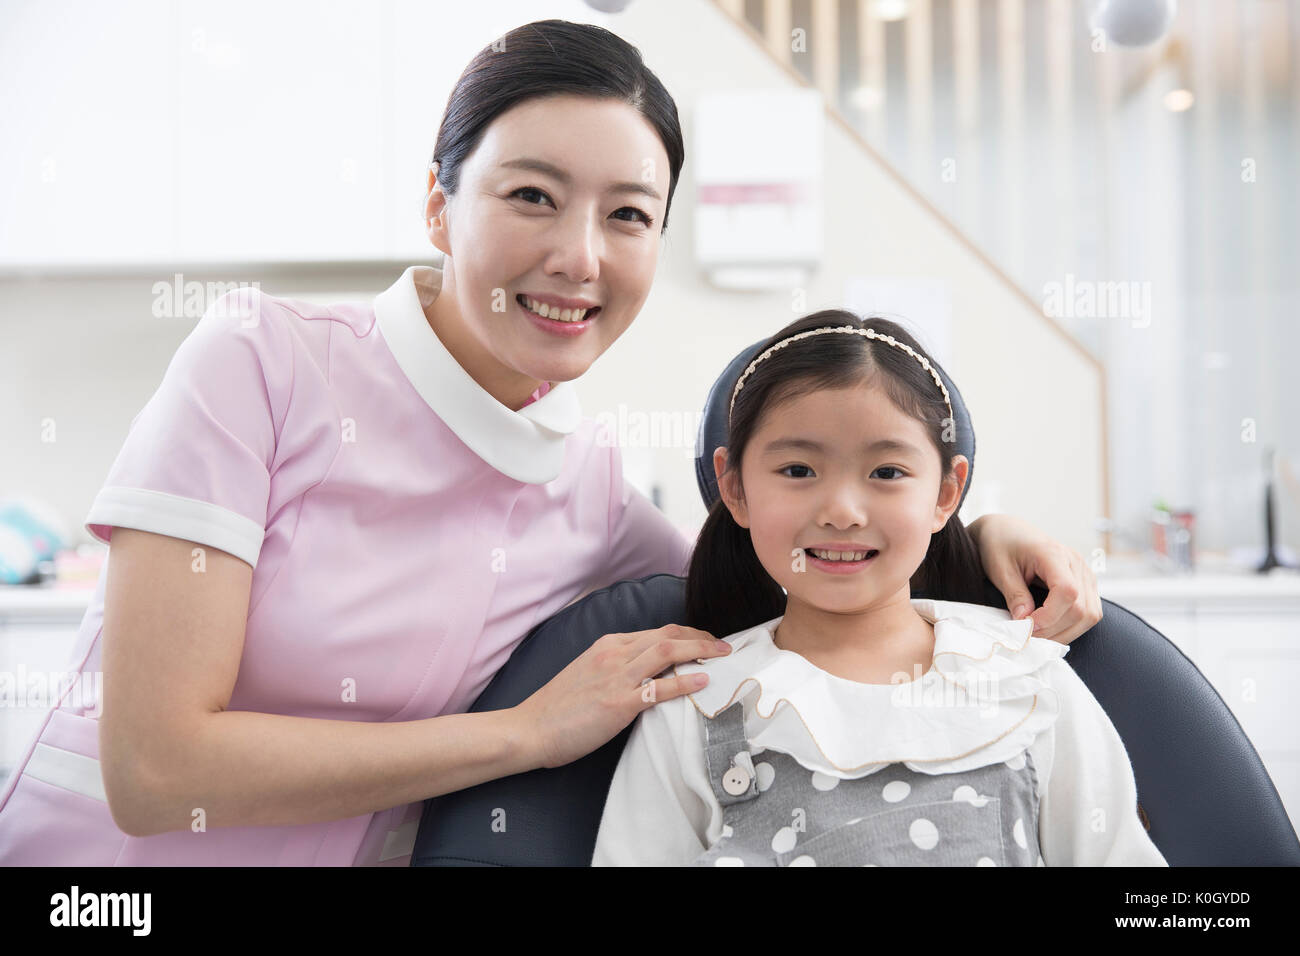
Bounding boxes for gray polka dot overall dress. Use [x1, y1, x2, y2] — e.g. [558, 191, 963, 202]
[691, 701, 1043, 866]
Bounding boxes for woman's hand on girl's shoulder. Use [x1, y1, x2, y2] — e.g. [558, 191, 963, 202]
[512, 623, 732, 770]
[969, 513, 1102, 645]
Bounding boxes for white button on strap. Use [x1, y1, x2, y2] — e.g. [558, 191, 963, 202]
[722, 765, 751, 795]
[722, 751, 755, 796]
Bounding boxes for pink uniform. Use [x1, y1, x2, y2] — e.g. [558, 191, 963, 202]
[0, 264, 694, 865]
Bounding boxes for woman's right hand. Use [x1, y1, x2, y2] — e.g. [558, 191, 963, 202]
[513, 624, 732, 770]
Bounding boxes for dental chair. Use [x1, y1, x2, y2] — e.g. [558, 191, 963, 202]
[411, 340, 1300, 867]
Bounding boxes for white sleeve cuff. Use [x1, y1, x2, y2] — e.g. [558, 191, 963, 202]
[86, 486, 265, 569]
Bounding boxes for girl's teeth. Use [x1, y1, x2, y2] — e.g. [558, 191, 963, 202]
[523, 296, 589, 322]
[809, 549, 871, 561]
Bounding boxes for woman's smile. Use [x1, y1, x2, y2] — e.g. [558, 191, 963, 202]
[516, 293, 599, 336]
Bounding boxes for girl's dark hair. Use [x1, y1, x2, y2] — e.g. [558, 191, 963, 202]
[431, 19, 685, 232]
[685, 310, 988, 639]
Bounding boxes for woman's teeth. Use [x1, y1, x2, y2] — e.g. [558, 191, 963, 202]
[807, 548, 876, 562]
[519, 295, 593, 323]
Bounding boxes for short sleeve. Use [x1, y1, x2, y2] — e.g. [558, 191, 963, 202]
[591, 695, 720, 866]
[604, 444, 695, 584]
[85, 288, 290, 569]
[1037, 660, 1169, 866]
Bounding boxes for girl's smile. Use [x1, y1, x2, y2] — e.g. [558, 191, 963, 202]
[803, 547, 880, 574]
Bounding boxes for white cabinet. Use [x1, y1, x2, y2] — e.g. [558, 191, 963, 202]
[1, 0, 394, 265]
[0, 1, 175, 266]
[170, 1, 390, 262]
[0, 591, 89, 788]
[0, 0, 504, 266]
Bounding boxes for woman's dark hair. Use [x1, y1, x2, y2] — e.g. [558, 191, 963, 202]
[685, 310, 988, 640]
[431, 19, 685, 232]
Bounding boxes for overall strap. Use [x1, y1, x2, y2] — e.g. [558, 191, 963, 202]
[700, 701, 760, 806]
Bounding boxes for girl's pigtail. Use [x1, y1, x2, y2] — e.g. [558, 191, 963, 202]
[910, 515, 988, 605]
[684, 501, 786, 639]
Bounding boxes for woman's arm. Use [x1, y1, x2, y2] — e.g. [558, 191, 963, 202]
[100, 528, 540, 837]
[967, 513, 1103, 645]
[101, 528, 729, 839]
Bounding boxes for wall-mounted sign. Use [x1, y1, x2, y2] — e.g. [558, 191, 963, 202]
[694, 89, 824, 290]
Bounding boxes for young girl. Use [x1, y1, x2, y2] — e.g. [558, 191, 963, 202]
[592, 311, 1167, 867]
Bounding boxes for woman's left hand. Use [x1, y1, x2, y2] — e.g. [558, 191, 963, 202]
[970, 513, 1102, 645]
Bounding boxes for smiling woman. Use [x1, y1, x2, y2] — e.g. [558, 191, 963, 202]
[423, 94, 671, 402]
[422, 22, 684, 411]
[0, 18, 724, 868]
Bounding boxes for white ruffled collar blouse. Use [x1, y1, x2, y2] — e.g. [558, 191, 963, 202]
[674, 598, 1068, 779]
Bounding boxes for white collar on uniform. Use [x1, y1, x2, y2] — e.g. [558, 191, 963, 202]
[675, 598, 1067, 779]
[373, 263, 582, 484]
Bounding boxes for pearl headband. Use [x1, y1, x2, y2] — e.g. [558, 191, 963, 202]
[728, 326, 954, 427]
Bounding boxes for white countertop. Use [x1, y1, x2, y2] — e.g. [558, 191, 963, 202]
[0, 585, 96, 619]
[1095, 553, 1300, 609]
[2, 553, 1298, 619]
